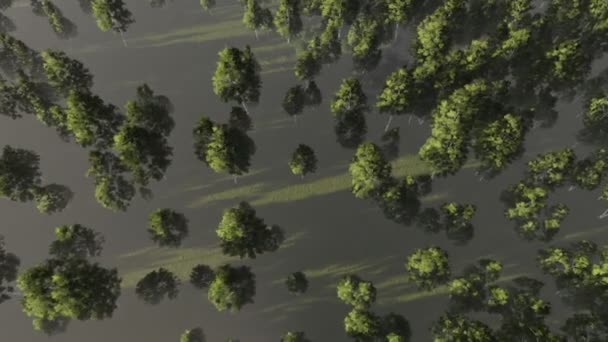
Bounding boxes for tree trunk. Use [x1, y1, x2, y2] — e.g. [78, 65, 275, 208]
[241, 101, 250, 115]
[293, 114, 298, 126]
[233, 175, 238, 184]
[599, 208, 608, 219]
[394, 23, 399, 42]
[120, 31, 128, 47]
[384, 115, 393, 132]
[254, 29, 259, 40]
[408, 116, 412, 125]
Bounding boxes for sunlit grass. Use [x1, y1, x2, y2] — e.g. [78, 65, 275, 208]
[117, 232, 306, 288]
[187, 182, 266, 208]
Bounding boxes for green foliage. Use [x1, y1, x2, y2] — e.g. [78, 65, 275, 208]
[212, 46, 261, 106]
[228, 107, 253, 132]
[274, 0, 303, 42]
[91, 0, 134, 33]
[286, 271, 308, 295]
[344, 309, 381, 340]
[0, 236, 19, 304]
[200, 0, 216, 12]
[38, 0, 76, 39]
[0, 145, 41, 202]
[527, 148, 575, 188]
[180, 328, 206, 342]
[114, 84, 174, 187]
[294, 50, 322, 81]
[582, 95, 608, 142]
[87, 150, 135, 212]
[135, 268, 179, 304]
[190, 264, 215, 289]
[405, 246, 450, 290]
[474, 113, 525, 173]
[33, 183, 73, 214]
[147, 208, 189, 247]
[216, 201, 284, 259]
[17, 258, 121, 331]
[283, 85, 306, 118]
[66, 90, 122, 148]
[385, 0, 413, 25]
[289, 144, 317, 177]
[381, 313, 411, 342]
[572, 149, 608, 190]
[205, 124, 256, 177]
[193, 115, 216, 164]
[377, 67, 414, 116]
[431, 315, 496, 342]
[545, 40, 588, 83]
[281, 331, 310, 342]
[590, 0, 608, 31]
[0, 34, 41, 77]
[49, 224, 103, 260]
[336, 274, 376, 309]
[440, 202, 476, 244]
[346, 12, 382, 71]
[207, 264, 256, 312]
[349, 142, 392, 199]
[331, 78, 367, 116]
[41, 50, 92, 95]
[243, 0, 273, 35]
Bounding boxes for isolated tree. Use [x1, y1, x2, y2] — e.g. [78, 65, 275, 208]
[205, 124, 256, 180]
[0, 236, 19, 304]
[581, 95, 608, 142]
[65, 90, 122, 148]
[440, 202, 476, 244]
[91, 0, 134, 44]
[135, 268, 179, 304]
[377, 67, 414, 131]
[349, 142, 391, 199]
[49, 224, 104, 260]
[405, 246, 450, 290]
[40, 50, 92, 95]
[228, 107, 253, 132]
[17, 258, 121, 331]
[283, 85, 306, 123]
[0, 145, 41, 202]
[336, 274, 376, 309]
[282, 331, 310, 342]
[200, 0, 215, 12]
[331, 78, 368, 117]
[431, 315, 496, 342]
[243, 0, 273, 40]
[212, 46, 261, 113]
[289, 144, 317, 178]
[207, 264, 256, 312]
[294, 50, 322, 81]
[526, 148, 575, 189]
[346, 12, 382, 72]
[180, 328, 206, 342]
[320, 0, 360, 30]
[286, 271, 308, 295]
[37, 0, 77, 39]
[147, 208, 189, 247]
[216, 202, 284, 258]
[344, 309, 381, 340]
[114, 84, 174, 187]
[33, 183, 73, 214]
[385, 0, 411, 40]
[275, 0, 303, 43]
[190, 264, 215, 289]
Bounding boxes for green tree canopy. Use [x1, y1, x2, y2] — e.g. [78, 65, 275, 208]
[286, 271, 308, 295]
[281, 331, 310, 342]
[431, 314, 496, 342]
[147, 208, 189, 247]
[243, 0, 273, 39]
[405, 246, 451, 290]
[212, 46, 261, 110]
[336, 274, 376, 309]
[49, 224, 104, 260]
[289, 144, 317, 178]
[349, 142, 392, 199]
[190, 264, 215, 289]
[180, 327, 206, 342]
[0, 236, 19, 304]
[344, 309, 381, 341]
[207, 264, 256, 312]
[216, 201, 284, 258]
[17, 258, 121, 332]
[40, 50, 92, 95]
[91, 0, 134, 34]
[274, 0, 303, 43]
[0, 145, 41, 202]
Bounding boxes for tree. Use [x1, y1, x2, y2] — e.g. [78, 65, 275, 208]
[289, 144, 317, 178]
[40, 50, 93, 95]
[440, 202, 476, 244]
[346, 12, 383, 72]
[193, 115, 216, 164]
[405, 246, 450, 290]
[431, 315, 496, 342]
[344, 309, 381, 341]
[385, 0, 412, 40]
[205, 124, 256, 180]
[33, 184, 73, 214]
[37, 0, 77, 39]
[200, 0, 215, 12]
[335, 109, 367, 148]
[376, 67, 414, 131]
[114, 84, 174, 187]
[135, 268, 179, 304]
[304, 80, 322, 106]
[190, 264, 215, 289]
[0, 34, 41, 77]
[320, 0, 360, 30]
[331, 78, 368, 117]
[336, 274, 376, 309]
[0, 0, 13, 10]
[286, 271, 308, 295]
[283, 85, 306, 123]
[208, 264, 256, 312]
[572, 149, 608, 190]
[65, 90, 122, 148]
[147, 209, 189, 247]
[274, 0, 303, 43]
[180, 328, 206, 342]
[91, 0, 134, 44]
[381, 313, 411, 342]
[0, 236, 19, 304]
[294, 50, 322, 81]
[216, 202, 284, 258]
[49, 224, 104, 260]
[212, 46, 261, 113]
[17, 258, 121, 331]
[243, 0, 273, 40]
[0, 145, 41, 202]
[473, 113, 526, 174]
[526, 148, 575, 189]
[281, 331, 310, 342]
[86, 150, 135, 212]
[349, 142, 391, 199]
